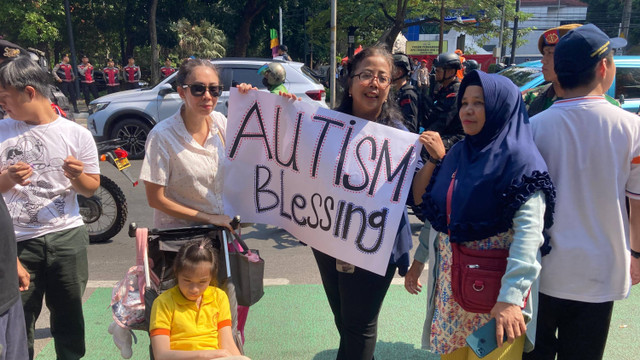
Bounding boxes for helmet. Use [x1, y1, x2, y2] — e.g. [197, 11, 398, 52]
[392, 53, 412, 76]
[463, 59, 479, 74]
[258, 62, 286, 86]
[433, 53, 462, 70]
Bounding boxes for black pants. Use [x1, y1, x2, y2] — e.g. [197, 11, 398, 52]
[523, 292, 613, 360]
[81, 82, 99, 107]
[312, 249, 395, 360]
[106, 85, 120, 94]
[58, 81, 78, 112]
[124, 81, 139, 90]
[18, 226, 89, 360]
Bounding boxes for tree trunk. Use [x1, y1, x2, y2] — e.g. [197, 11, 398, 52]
[231, 0, 268, 57]
[149, 0, 159, 85]
[378, 24, 403, 50]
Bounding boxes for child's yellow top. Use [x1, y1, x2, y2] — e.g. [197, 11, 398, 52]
[150, 285, 232, 350]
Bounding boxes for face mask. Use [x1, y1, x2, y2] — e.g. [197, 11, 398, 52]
[262, 77, 270, 87]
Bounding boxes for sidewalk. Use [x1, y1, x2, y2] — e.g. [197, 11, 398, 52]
[34, 284, 640, 360]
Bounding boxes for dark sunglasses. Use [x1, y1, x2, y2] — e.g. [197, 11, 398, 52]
[182, 84, 224, 97]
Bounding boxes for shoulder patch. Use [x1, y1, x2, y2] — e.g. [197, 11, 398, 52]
[446, 93, 457, 98]
[400, 98, 412, 106]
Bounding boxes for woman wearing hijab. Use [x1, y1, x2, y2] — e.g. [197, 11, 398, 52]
[407, 70, 555, 359]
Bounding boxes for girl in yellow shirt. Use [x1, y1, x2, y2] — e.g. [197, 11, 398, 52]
[150, 239, 251, 360]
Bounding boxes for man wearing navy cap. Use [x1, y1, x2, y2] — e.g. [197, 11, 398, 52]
[526, 24, 640, 359]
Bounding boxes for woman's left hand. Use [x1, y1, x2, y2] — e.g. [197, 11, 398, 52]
[279, 92, 300, 101]
[490, 301, 526, 347]
[236, 83, 258, 94]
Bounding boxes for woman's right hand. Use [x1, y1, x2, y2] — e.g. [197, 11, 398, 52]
[236, 83, 257, 94]
[419, 131, 446, 161]
[404, 260, 425, 295]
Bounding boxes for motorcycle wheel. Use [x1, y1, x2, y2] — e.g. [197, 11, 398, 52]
[79, 175, 128, 243]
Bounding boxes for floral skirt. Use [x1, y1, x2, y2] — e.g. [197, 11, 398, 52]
[430, 230, 513, 354]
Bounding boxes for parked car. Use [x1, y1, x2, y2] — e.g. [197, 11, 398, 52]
[498, 56, 640, 114]
[87, 58, 327, 159]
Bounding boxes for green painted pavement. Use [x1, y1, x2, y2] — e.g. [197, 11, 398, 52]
[36, 285, 640, 359]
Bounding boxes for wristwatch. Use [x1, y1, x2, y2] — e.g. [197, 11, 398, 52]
[631, 249, 640, 259]
[428, 157, 441, 165]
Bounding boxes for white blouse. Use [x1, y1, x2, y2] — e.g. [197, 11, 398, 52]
[139, 108, 227, 229]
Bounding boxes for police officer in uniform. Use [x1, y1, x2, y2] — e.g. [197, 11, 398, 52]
[123, 57, 141, 90]
[103, 58, 121, 94]
[78, 55, 99, 110]
[392, 53, 420, 133]
[524, 24, 583, 117]
[421, 52, 465, 153]
[160, 58, 176, 79]
[53, 54, 79, 113]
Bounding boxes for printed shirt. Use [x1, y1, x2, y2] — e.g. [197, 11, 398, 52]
[531, 96, 640, 302]
[139, 108, 227, 229]
[0, 117, 100, 241]
[149, 286, 232, 351]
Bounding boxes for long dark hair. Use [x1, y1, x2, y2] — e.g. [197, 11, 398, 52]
[173, 239, 218, 285]
[335, 46, 403, 129]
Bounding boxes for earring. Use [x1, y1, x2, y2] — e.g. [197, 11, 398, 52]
[349, 93, 352, 97]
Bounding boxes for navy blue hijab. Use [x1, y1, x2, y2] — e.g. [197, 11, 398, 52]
[422, 70, 555, 243]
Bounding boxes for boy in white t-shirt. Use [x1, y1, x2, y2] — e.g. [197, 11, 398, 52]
[525, 24, 640, 360]
[0, 56, 100, 360]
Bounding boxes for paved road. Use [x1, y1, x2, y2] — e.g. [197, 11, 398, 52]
[33, 158, 428, 356]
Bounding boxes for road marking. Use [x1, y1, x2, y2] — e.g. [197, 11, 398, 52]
[263, 278, 290, 286]
[88, 278, 291, 288]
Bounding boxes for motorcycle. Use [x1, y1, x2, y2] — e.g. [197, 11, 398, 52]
[79, 139, 138, 243]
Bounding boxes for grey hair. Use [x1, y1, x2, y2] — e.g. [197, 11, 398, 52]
[0, 56, 52, 97]
[175, 58, 219, 87]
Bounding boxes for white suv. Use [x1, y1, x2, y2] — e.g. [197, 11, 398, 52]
[87, 58, 327, 159]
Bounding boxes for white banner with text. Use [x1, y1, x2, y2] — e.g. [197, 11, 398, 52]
[223, 89, 420, 275]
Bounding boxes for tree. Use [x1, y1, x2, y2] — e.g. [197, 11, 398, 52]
[149, 0, 159, 85]
[306, 0, 530, 62]
[171, 19, 227, 59]
[0, 0, 64, 56]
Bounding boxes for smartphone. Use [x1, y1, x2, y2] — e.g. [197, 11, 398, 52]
[465, 318, 507, 358]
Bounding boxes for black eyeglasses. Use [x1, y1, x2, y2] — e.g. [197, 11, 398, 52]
[182, 84, 224, 97]
[351, 71, 391, 88]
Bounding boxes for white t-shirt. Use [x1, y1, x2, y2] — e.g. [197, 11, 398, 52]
[531, 96, 640, 302]
[0, 116, 100, 241]
[139, 109, 227, 229]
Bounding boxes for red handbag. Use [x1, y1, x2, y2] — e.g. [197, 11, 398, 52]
[447, 171, 509, 314]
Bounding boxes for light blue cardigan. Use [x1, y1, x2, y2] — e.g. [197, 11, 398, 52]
[415, 191, 546, 354]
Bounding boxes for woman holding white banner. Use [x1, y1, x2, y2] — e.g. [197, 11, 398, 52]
[139, 58, 276, 354]
[407, 71, 555, 359]
[311, 46, 414, 360]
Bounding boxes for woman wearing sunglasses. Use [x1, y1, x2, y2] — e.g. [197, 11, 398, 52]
[312, 46, 414, 360]
[140, 58, 253, 231]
